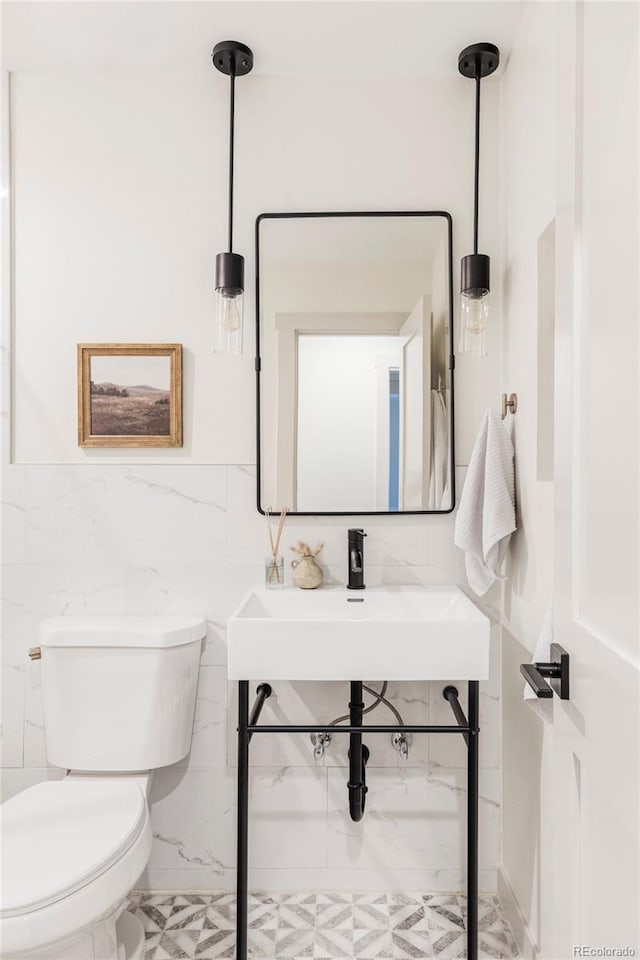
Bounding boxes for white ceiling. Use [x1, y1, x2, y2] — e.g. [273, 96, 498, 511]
[1, 1, 525, 76]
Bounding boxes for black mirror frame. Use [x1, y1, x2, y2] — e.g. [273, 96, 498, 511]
[255, 210, 455, 516]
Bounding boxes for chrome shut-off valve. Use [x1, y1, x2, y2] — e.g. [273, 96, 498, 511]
[391, 731, 412, 760]
[310, 732, 332, 760]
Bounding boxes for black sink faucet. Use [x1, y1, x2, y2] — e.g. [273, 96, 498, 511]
[347, 528, 367, 590]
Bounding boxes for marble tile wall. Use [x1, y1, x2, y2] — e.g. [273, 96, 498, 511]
[0, 461, 501, 893]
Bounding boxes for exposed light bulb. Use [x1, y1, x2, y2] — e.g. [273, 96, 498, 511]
[463, 293, 489, 335]
[222, 294, 241, 333]
[214, 289, 244, 356]
[459, 290, 489, 358]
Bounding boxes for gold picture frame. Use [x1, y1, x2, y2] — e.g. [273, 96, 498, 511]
[78, 343, 183, 447]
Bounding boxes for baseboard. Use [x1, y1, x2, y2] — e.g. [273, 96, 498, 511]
[497, 865, 541, 960]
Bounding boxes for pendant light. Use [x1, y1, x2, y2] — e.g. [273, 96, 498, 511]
[212, 40, 253, 355]
[458, 42, 499, 358]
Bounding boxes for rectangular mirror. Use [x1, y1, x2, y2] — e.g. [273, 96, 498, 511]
[256, 212, 455, 515]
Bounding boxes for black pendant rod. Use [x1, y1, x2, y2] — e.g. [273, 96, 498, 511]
[458, 42, 499, 260]
[473, 75, 480, 256]
[227, 67, 236, 254]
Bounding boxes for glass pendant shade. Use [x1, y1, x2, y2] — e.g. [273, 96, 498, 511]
[459, 253, 490, 358]
[214, 289, 244, 355]
[214, 252, 244, 356]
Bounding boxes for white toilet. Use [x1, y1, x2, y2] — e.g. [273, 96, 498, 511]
[0, 615, 206, 960]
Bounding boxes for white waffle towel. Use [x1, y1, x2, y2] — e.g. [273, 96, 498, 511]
[524, 603, 554, 723]
[454, 409, 516, 596]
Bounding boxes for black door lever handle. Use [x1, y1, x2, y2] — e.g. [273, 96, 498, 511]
[520, 663, 554, 698]
[520, 643, 570, 700]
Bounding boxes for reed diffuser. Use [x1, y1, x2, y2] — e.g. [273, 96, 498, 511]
[264, 507, 288, 587]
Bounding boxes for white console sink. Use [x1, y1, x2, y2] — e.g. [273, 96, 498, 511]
[227, 585, 490, 681]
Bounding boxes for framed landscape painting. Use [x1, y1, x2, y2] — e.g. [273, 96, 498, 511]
[78, 343, 183, 447]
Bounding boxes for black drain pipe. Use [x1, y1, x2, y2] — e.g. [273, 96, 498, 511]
[347, 681, 369, 821]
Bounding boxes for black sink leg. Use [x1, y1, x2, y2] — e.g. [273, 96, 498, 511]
[467, 680, 479, 960]
[236, 681, 249, 960]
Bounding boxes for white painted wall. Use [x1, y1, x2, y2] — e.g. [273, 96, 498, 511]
[10, 72, 499, 465]
[1, 65, 503, 893]
[499, 1, 639, 954]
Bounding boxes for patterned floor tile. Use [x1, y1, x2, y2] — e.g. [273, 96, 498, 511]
[247, 929, 278, 958]
[129, 891, 519, 959]
[313, 928, 355, 957]
[143, 933, 162, 960]
[153, 930, 200, 959]
[353, 894, 388, 906]
[249, 900, 280, 931]
[316, 895, 357, 930]
[193, 928, 235, 958]
[279, 894, 318, 929]
[275, 928, 316, 957]
[388, 901, 428, 932]
[422, 895, 465, 932]
[391, 930, 434, 958]
[165, 904, 211, 930]
[137, 904, 173, 933]
[200, 896, 236, 932]
[428, 929, 466, 958]
[353, 928, 394, 959]
[388, 895, 421, 907]
[352, 902, 390, 929]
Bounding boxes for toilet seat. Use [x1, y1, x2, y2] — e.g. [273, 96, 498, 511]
[0, 779, 152, 956]
[1, 779, 146, 917]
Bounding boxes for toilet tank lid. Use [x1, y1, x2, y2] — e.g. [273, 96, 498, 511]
[39, 616, 207, 648]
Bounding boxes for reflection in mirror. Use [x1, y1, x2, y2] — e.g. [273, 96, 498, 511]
[257, 213, 454, 515]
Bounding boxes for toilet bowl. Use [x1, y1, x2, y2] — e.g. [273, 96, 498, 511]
[1, 778, 152, 959]
[0, 616, 206, 960]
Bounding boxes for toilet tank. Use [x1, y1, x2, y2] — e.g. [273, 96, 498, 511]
[38, 616, 206, 771]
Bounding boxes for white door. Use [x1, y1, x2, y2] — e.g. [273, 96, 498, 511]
[551, 3, 639, 954]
